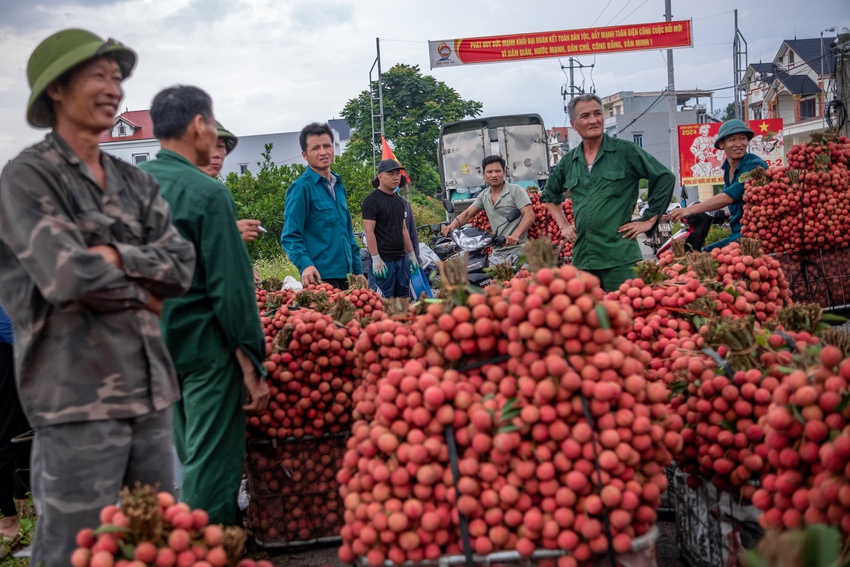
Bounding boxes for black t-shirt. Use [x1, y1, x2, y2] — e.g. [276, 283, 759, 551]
[361, 189, 407, 261]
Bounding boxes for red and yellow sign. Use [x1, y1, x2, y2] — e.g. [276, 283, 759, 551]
[428, 20, 692, 68]
[678, 119, 784, 187]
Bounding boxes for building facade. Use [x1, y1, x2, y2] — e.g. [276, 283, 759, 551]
[98, 112, 351, 176]
[740, 37, 837, 147]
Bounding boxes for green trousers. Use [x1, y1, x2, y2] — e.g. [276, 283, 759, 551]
[174, 352, 245, 526]
[585, 264, 637, 293]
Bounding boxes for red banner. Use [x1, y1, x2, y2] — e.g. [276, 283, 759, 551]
[678, 119, 784, 186]
[429, 20, 692, 68]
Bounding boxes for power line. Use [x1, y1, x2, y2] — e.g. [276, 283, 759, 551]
[615, 0, 650, 25]
[617, 88, 668, 134]
[590, 0, 614, 26]
[693, 10, 734, 22]
[606, 0, 634, 26]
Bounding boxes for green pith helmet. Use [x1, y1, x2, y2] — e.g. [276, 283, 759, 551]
[26, 29, 136, 128]
[215, 121, 238, 155]
[714, 119, 754, 149]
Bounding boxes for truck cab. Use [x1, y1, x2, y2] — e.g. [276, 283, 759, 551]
[437, 114, 551, 219]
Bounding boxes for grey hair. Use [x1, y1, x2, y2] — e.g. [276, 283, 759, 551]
[567, 93, 603, 123]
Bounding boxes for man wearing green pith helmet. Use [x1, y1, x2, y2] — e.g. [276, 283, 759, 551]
[200, 122, 263, 243]
[0, 29, 196, 566]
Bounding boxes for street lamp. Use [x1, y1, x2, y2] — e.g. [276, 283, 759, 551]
[822, 27, 836, 130]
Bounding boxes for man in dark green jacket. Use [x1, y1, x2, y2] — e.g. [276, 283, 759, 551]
[542, 94, 675, 291]
[280, 122, 364, 289]
[139, 86, 269, 525]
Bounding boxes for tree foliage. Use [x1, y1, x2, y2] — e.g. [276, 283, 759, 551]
[223, 143, 304, 261]
[341, 64, 483, 194]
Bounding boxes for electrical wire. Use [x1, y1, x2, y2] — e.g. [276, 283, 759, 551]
[606, 0, 634, 26]
[692, 10, 734, 22]
[616, 88, 668, 135]
[615, 0, 650, 25]
[590, 0, 614, 26]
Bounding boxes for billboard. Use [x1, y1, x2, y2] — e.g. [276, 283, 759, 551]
[429, 20, 692, 69]
[678, 119, 784, 186]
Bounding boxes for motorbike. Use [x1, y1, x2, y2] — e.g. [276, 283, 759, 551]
[358, 228, 441, 298]
[655, 207, 728, 258]
[428, 200, 521, 289]
[641, 202, 682, 254]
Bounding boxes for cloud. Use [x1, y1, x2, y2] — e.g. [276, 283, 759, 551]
[163, 0, 248, 29]
[0, 0, 124, 32]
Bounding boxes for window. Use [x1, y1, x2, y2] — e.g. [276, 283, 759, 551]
[132, 154, 149, 165]
[788, 51, 795, 65]
[633, 134, 643, 148]
[240, 164, 249, 174]
[118, 125, 126, 136]
[800, 98, 816, 120]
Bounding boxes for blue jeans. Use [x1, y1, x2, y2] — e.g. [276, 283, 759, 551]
[369, 258, 411, 298]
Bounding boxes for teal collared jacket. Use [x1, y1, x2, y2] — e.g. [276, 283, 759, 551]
[280, 167, 362, 279]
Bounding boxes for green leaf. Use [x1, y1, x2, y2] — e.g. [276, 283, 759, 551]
[500, 408, 522, 422]
[720, 420, 738, 433]
[466, 285, 485, 295]
[755, 334, 768, 347]
[835, 392, 850, 414]
[741, 550, 765, 567]
[92, 525, 131, 535]
[820, 313, 848, 323]
[594, 304, 611, 330]
[501, 398, 518, 414]
[481, 393, 495, 402]
[118, 541, 136, 560]
[670, 381, 688, 395]
[776, 366, 796, 374]
[726, 286, 740, 298]
[791, 404, 807, 425]
[498, 423, 519, 433]
[802, 524, 840, 567]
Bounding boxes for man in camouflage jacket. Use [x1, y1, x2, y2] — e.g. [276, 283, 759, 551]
[0, 30, 195, 567]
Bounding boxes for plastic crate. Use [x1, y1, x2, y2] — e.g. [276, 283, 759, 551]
[356, 525, 659, 567]
[244, 434, 347, 547]
[775, 247, 850, 311]
[672, 468, 762, 567]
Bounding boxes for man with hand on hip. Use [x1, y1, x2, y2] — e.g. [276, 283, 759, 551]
[362, 159, 420, 298]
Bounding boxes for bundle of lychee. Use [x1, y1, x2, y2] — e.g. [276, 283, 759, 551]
[742, 132, 850, 255]
[751, 337, 850, 537]
[351, 303, 422, 422]
[337, 248, 682, 566]
[246, 297, 363, 439]
[71, 485, 267, 567]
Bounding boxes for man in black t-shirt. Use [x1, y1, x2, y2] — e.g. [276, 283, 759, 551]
[362, 159, 420, 298]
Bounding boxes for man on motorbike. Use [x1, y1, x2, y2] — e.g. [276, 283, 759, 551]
[668, 119, 766, 251]
[440, 155, 534, 264]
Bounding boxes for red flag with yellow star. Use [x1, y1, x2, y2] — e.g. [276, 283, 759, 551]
[381, 136, 410, 184]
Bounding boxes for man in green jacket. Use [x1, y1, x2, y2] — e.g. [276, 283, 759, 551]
[139, 86, 269, 525]
[542, 93, 675, 291]
[280, 123, 365, 289]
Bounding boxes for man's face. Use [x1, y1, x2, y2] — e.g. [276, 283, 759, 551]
[483, 162, 505, 188]
[302, 134, 334, 172]
[718, 133, 749, 161]
[194, 116, 218, 168]
[201, 138, 227, 177]
[50, 56, 123, 132]
[378, 169, 401, 191]
[571, 101, 604, 141]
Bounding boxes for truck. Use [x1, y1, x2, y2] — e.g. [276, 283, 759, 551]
[437, 114, 552, 219]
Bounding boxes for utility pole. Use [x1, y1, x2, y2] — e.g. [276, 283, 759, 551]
[665, 0, 679, 187]
[560, 58, 595, 113]
[368, 38, 386, 175]
[732, 10, 748, 120]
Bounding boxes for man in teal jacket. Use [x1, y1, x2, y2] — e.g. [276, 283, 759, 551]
[139, 86, 269, 526]
[669, 119, 767, 251]
[281, 123, 364, 289]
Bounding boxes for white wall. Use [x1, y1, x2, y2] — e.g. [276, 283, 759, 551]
[100, 139, 161, 165]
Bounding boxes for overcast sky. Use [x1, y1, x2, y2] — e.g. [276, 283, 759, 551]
[0, 0, 847, 165]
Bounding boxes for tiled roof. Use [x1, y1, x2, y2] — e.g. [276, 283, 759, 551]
[783, 38, 836, 74]
[749, 62, 776, 76]
[548, 127, 570, 141]
[99, 110, 155, 142]
[775, 72, 820, 95]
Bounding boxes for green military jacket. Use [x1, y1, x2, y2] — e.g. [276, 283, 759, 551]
[541, 134, 675, 270]
[0, 133, 196, 427]
[140, 150, 266, 376]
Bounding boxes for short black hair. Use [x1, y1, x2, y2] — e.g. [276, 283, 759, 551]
[150, 85, 214, 140]
[482, 155, 506, 171]
[299, 122, 334, 151]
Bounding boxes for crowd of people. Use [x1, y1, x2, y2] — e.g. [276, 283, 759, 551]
[0, 26, 765, 567]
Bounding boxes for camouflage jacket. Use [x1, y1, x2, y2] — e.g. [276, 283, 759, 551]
[0, 133, 196, 427]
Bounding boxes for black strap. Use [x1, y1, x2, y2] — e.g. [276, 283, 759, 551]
[455, 354, 511, 373]
[261, 307, 279, 318]
[700, 347, 735, 380]
[776, 330, 798, 353]
[445, 425, 475, 567]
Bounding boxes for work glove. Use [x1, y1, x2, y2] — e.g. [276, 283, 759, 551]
[371, 255, 388, 278]
[408, 251, 420, 275]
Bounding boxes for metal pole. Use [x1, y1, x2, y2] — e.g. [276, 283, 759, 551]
[733, 10, 740, 120]
[665, 0, 679, 185]
[376, 38, 385, 138]
[569, 58, 575, 100]
[368, 57, 379, 175]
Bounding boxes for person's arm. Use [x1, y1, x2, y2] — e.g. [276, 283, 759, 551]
[200, 190, 267, 376]
[441, 204, 480, 235]
[236, 219, 261, 242]
[404, 201, 422, 264]
[110, 173, 196, 299]
[280, 181, 316, 277]
[340, 181, 363, 277]
[668, 193, 735, 222]
[363, 219, 379, 256]
[618, 146, 675, 239]
[0, 160, 158, 313]
[506, 204, 535, 246]
[402, 222, 414, 253]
